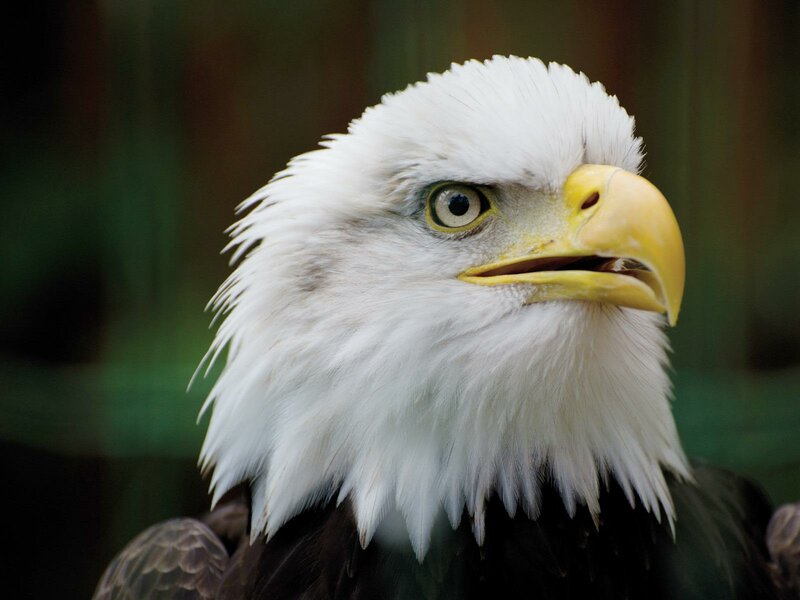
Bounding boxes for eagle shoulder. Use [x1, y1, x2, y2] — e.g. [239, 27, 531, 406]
[767, 502, 800, 593]
[92, 518, 229, 600]
[665, 463, 791, 599]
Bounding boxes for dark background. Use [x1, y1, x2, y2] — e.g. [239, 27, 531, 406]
[2, 1, 799, 597]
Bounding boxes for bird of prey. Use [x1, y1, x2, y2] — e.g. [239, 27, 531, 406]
[94, 56, 800, 599]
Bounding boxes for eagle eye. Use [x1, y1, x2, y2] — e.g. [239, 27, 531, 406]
[426, 184, 493, 232]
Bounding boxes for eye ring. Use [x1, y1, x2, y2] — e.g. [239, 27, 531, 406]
[425, 183, 494, 233]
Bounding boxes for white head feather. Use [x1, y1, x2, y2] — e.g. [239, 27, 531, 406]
[199, 56, 690, 559]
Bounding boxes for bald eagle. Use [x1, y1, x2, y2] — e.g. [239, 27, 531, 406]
[94, 57, 800, 599]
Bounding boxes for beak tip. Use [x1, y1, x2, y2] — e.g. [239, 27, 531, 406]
[667, 309, 680, 327]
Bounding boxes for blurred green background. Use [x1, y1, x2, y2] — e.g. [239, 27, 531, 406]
[2, 1, 799, 597]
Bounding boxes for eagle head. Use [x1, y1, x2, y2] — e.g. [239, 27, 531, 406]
[199, 56, 690, 559]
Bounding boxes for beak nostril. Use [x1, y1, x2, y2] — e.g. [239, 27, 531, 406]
[581, 192, 600, 210]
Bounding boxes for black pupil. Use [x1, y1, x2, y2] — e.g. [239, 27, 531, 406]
[448, 193, 471, 216]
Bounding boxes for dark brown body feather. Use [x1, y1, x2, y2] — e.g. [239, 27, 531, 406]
[93, 465, 796, 599]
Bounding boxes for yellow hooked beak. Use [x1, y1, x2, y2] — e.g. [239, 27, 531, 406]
[458, 165, 685, 325]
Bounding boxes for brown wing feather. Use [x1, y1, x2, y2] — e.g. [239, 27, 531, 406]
[767, 502, 800, 592]
[93, 518, 229, 600]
